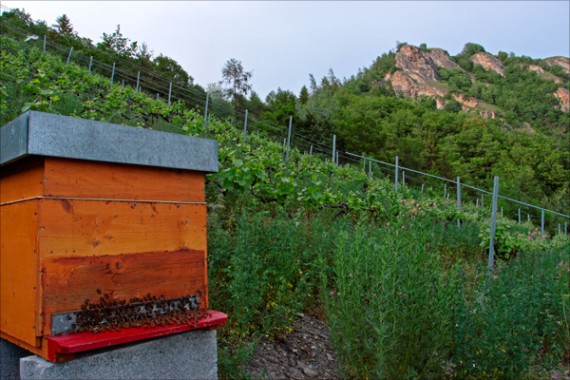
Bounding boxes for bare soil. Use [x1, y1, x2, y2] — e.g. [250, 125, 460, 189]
[245, 314, 343, 380]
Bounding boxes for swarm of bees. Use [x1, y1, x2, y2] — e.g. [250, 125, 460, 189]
[71, 292, 207, 333]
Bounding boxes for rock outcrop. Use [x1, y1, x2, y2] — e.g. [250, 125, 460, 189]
[425, 48, 460, 70]
[395, 45, 441, 81]
[545, 56, 570, 75]
[385, 70, 446, 99]
[554, 87, 570, 112]
[382, 44, 565, 119]
[470, 52, 505, 76]
[526, 65, 562, 84]
[387, 45, 460, 99]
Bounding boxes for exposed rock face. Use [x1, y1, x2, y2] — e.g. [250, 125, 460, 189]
[526, 65, 562, 84]
[383, 44, 565, 120]
[425, 48, 460, 70]
[545, 56, 570, 75]
[395, 45, 440, 80]
[554, 87, 570, 112]
[451, 94, 496, 118]
[470, 52, 505, 76]
[385, 70, 446, 98]
[388, 45, 460, 99]
[387, 45, 496, 119]
[527, 64, 545, 74]
[453, 94, 478, 109]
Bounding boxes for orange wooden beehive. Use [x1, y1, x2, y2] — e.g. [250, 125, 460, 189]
[0, 111, 220, 361]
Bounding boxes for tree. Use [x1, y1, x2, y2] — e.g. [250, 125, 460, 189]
[220, 58, 253, 102]
[299, 86, 309, 105]
[247, 91, 268, 118]
[154, 55, 192, 86]
[220, 58, 253, 116]
[136, 42, 154, 64]
[53, 14, 75, 37]
[263, 88, 297, 126]
[460, 42, 486, 57]
[98, 25, 138, 58]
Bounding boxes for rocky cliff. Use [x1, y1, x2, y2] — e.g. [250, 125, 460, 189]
[469, 52, 505, 76]
[545, 56, 570, 75]
[385, 45, 493, 116]
[554, 87, 570, 112]
[526, 64, 562, 84]
[382, 44, 568, 118]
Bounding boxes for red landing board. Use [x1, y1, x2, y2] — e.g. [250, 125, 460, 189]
[46, 310, 227, 363]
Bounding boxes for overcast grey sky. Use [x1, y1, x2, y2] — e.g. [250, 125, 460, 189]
[3, 1, 569, 99]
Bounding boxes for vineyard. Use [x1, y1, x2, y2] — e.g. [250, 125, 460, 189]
[1, 31, 569, 379]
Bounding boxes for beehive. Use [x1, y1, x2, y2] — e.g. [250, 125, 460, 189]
[0, 111, 220, 361]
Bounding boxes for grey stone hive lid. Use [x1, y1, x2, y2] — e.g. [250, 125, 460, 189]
[0, 111, 218, 173]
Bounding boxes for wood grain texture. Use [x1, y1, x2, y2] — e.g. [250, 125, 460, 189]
[43, 158, 205, 202]
[38, 200, 207, 258]
[0, 157, 44, 204]
[41, 249, 207, 336]
[0, 201, 41, 346]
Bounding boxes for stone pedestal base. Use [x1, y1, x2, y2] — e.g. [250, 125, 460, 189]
[1, 330, 217, 380]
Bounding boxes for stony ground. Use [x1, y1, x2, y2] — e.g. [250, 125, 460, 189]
[243, 315, 570, 380]
[244, 314, 343, 380]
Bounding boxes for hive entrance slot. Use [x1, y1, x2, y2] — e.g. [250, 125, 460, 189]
[52, 293, 202, 335]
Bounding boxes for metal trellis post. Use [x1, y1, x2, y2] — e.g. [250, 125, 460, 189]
[395, 156, 399, 193]
[332, 135, 336, 164]
[136, 71, 141, 92]
[488, 176, 500, 273]
[88, 56, 93, 73]
[110, 62, 116, 87]
[243, 109, 248, 141]
[541, 209, 545, 237]
[66, 47, 73, 65]
[203, 93, 209, 129]
[43, 35, 46, 53]
[286, 116, 292, 161]
[457, 176, 461, 227]
[168, 82, 172, 105]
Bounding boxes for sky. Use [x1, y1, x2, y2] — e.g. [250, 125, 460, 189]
[2, 1, 569, 99]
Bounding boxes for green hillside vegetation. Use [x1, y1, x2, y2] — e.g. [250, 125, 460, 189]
[1, 9, 569, 379]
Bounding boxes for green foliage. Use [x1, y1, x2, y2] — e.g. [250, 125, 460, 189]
[98, 24, 139, 58]
[453, 246, 570, 379]
[262, 88, 297, 127]
[322, 218, 467, 379]
[439, 68, 472, 92]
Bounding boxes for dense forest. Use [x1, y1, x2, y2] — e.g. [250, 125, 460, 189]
[1, 8, 569, 379]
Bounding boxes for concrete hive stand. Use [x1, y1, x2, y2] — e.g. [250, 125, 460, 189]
[0, 111, 224, 379]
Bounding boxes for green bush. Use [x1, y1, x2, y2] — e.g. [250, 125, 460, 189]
[322, 217, 458, 379]
[453, 246, 570, 379]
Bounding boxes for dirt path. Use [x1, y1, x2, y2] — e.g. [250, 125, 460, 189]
[245, 314, 343, 379]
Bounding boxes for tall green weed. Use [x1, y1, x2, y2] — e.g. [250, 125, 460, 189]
[322, 217, 459, 379]
[453, 245, 570, 379]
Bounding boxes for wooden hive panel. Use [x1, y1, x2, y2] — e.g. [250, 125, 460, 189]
[43, 157, 205, 202]
[0, 157, 44, 204]
[1, 156, 209, 357]
[0, 200, 41, 347]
